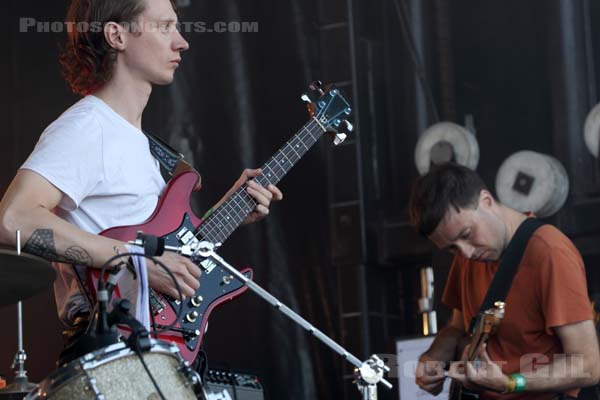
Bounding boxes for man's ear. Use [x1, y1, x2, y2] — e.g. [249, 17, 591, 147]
[104, 22, 127, 51]
[479, 189, 495, 208]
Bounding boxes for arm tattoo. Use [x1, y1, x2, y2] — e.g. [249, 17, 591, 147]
[23, 229, 93, 266]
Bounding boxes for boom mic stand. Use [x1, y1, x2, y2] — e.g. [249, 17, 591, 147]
[191, 241, 392, 400]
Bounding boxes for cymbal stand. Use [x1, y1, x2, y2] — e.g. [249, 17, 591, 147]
[1, 231, 37, 394]
[192, 241, 392, 399]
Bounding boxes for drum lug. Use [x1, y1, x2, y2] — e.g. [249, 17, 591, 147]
[85, 376, 104, 400]
[178, 361, 202, 388]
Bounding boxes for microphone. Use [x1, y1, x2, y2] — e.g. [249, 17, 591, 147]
[58, 278, 120, 366]
[129, 232, 196, 256]
[134, 232, 165, 256]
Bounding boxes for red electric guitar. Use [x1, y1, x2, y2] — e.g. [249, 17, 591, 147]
[87, 82, 353, 363]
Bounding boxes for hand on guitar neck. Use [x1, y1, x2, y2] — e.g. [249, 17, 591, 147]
[447, 302, 506, 398]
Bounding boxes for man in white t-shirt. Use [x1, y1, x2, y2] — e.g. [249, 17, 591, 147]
[0, 0, 282, 340]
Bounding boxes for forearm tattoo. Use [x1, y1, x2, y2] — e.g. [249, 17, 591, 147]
[23, 229, 93, 266]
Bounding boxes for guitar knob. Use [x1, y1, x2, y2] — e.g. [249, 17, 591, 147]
[185, 311, 199, 323]
[190, 295, 203, 307]
[222, 275, 233, 285]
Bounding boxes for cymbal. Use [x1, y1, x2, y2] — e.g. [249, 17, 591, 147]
[0, 248, 55, 307]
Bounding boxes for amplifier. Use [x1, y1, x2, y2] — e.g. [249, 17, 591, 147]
[204, 369, 264, 400]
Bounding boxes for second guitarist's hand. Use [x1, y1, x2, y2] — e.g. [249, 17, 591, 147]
[147, 251, 202, 300]
[448, 344, 509, 393]
[416, 353, 446, 395]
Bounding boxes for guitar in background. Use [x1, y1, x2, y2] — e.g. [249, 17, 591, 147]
[448, 301, 505, 400]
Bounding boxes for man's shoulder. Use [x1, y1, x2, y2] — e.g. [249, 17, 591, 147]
[529, 224, 573, 251]
[40, 97, 104, 141]
[525, 224, 583, 268]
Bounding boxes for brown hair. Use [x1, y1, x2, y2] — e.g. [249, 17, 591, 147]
[59, 0, 176, 95]
[409, 163, 488, 236]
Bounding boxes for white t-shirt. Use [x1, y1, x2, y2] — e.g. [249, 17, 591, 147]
[21, 95, 165, 325]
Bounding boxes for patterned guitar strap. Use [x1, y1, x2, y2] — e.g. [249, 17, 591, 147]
[145, 131, 202, 187]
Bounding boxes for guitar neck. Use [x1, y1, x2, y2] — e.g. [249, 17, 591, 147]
[196, 118, 326, 244]
[466, 332, 490, 361]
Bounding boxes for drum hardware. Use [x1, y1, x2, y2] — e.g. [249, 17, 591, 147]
[192, 240, 392, 400]
[0, 231, 53, 399]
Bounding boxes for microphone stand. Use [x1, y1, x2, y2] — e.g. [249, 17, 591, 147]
[191, 241, 392, 399]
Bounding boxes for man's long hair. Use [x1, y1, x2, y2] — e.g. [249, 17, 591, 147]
[409, 163, 488, 236]
[59, 0, 176, 96]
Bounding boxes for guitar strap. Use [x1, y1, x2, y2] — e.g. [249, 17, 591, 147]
[144, 131, 202, 188]
[144, 131, 185, 175]
[469, 217, 545, 333]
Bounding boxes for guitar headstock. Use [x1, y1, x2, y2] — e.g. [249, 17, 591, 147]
[479, 301, 505, 336]
[301, 81, 353, 145]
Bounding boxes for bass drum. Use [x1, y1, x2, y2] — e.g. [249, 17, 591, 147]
[495, 151, 569, 218]
[27, 340, 206, 400]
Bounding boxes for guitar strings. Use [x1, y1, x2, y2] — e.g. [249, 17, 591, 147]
[187, 117, 326, 256]
[197, 117, 323, 244]
[190, 117, 322, 250]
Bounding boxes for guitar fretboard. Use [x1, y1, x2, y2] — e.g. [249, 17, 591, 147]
[195, 118, 325, 244]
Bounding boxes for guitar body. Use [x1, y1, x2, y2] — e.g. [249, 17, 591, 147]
[87, 171, 252, 362]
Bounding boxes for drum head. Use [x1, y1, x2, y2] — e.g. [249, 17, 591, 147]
[414, 122, 480, 175]
[584, 102, 600, 158]
[495, 151, 569, 217]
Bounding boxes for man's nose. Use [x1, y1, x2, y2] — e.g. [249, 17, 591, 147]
[457, 243, 475, 259]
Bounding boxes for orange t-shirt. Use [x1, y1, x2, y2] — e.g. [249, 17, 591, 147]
[442, 224, 593, 399]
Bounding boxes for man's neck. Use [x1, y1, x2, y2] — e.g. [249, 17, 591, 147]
[93, 72, 152, 130]
[499, 205, 529, 245]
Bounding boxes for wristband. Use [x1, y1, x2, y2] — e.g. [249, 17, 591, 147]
[512, 373, 526, 392]
[504, 374, 516, 393]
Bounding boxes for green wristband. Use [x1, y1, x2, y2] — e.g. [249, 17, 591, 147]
[511, 373, 526, 392]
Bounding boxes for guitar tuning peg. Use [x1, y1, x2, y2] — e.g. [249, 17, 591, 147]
[333, 133, 347, 145]
[300, 93, 311, 103]
[308, 81, 324, 96]
[344, 120, 354, 132]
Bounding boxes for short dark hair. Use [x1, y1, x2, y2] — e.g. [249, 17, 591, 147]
[59, 0, 176, 95]
[409, 163, 488, 236]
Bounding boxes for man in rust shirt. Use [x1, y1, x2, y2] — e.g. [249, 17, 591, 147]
[409, 163, 599, 399]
